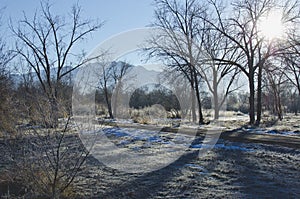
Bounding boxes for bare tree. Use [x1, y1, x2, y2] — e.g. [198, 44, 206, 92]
[282, 34, 300, 96]
[11, 1, 104, 127]
[204, 0, 299, 125]
[110, 61, 133, 117]
[3, 2, 103, 198]
[199, 11, 242, 120]
[97, 61, 114, 118]
[96, 61, 133, 119]
[264, 61, 289, 120]
[149, 0, 206, 124]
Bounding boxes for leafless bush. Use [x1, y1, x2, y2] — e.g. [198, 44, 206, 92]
[2, 117, 92, 199]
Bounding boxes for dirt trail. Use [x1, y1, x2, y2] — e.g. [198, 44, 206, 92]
[220, 128, 300, 148]
[104, 122, 300, 149]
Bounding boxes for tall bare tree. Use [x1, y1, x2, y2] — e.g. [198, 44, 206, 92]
[199, 11, 242, 120]
[96, 61, 133, 119]
[110, 61, 133, 118]
[282, 33, 300, 96]
[97, 60, 114, 119]
[11, 1, 104, 127]
[149, 0, 206, 124]
[264, 61, 289, 120]
[204, 0, 299, 125]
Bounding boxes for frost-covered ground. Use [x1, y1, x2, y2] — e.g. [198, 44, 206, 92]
[1, 113, 299, 198]
[74, 126, 300, 198]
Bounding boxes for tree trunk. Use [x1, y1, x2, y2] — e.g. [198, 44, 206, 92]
[274, 89, 283, 121]
[194, 72, 204, 125]
[195, 90, 204, 125]
[112, 82, 121, 118]
[256, 65, 263, 126]
[248, 74, 255, 125]
[213, 69, 219, 120]
[214, 103, 220, 120]
[190, 78, 197, 122]
[277, 95, 283, 121]
[50, 97, 59, 128]
[191, 87, 197, 122]
[51, 184, 59, 199]
[103, 83, 113, 119]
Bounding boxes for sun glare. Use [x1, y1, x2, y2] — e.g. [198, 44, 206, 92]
[258, 9, 285, 40]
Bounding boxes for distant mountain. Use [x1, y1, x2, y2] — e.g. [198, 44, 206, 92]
[125, 65, 161, 89]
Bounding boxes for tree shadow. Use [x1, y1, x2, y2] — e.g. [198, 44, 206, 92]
[84, 127, 300, 198]
[86, 130, 215, 198]
[210, 132, 300, 198]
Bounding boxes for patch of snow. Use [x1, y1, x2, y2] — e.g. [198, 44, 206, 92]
[101, 127, 194, 152]
[214, 143, 253, 152]
[190, 142, 253, 152]
[103, 128, 129, 137]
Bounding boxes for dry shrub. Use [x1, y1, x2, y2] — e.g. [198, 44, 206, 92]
[131, 109, 151, 124]
[4, 126, 89, 199]
[130, 105, 168, 124]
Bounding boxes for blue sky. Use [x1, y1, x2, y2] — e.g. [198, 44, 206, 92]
[2, 0, 155, 55]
